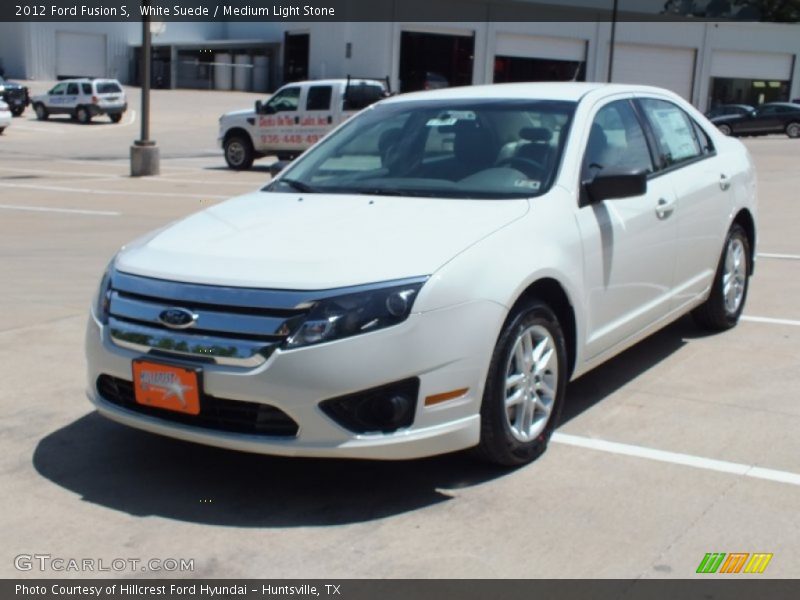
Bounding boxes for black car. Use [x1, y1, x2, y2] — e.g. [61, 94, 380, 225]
[705, 104, 754, 119]
[0, 76, 29, 117]
[710, 102, 800, 138]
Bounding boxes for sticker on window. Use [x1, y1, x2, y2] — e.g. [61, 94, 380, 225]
[514, 179, 541, 190]
[426, 111, 477, 127]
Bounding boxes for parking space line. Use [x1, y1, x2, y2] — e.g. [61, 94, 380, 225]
[742, 315, 800, 327]
[758, 253, 800, 261]
[0, 204, 120, 216]
[0, 181, 228, 199]
[551, 433, 800, 486]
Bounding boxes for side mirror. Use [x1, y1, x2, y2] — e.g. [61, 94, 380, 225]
[583, 170, 647, 203]
[255, 100, 263, 114]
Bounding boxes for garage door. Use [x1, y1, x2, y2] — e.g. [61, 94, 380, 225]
[55, 31, 107, 79]
[611, 43, 696, 100]
[496, 33, 586, 62]
[711, 50, 793, 81]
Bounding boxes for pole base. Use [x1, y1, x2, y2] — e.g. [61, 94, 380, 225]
[130, 142, 160, 177]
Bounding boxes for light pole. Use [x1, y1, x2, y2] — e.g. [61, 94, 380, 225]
[607, 0, 619, 83]
[130, 0, 160, 176]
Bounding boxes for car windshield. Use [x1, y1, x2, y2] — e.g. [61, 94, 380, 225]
[266, 98, 576, 199]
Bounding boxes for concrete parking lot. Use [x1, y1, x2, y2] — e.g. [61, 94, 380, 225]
[1, 85, 799, 579]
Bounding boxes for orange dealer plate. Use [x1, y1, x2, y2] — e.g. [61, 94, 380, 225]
[132, 360, 201, 416]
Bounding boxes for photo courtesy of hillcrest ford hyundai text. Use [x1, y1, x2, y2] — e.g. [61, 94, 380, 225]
[87, 82, 757, 466]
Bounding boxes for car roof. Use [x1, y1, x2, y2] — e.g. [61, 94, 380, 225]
[381, 82, 674, 104]
[761, 102, 800, 107]
[57, 78, 121, 84]
[284, 79, 385, 87]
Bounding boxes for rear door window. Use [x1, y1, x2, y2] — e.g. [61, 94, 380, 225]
[638, 98, 702, 168]
[306, 86, 332, 111]
[66, 83, 79, 95]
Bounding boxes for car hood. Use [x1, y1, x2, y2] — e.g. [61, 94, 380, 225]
[0, 81, 25, 91]
[711, 114, 746, 124]
[115, 191, 529, 289]
[222, 108, 255, 120]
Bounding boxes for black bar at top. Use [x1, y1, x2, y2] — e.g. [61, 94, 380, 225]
[2, 0, 799, 22]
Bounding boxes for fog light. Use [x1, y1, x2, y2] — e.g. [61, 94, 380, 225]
[319, 378, 419, 434]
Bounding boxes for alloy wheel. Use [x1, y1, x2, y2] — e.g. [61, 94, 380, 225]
[503, 325, 558, 443]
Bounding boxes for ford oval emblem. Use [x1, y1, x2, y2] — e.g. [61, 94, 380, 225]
[158, 307, 198, 330]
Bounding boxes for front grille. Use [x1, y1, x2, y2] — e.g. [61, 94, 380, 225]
[96, 374, 299, 437]
[107, 271, 313, 367]
[5, 88, 25, 102]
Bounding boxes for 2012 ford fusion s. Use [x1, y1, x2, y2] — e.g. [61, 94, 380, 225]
[86, 83, 757, 466]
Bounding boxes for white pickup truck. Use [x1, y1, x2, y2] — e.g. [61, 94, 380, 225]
[218, 77, 389, 169]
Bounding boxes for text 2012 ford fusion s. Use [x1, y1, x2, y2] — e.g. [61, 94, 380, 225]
[86, 83, 757, 466]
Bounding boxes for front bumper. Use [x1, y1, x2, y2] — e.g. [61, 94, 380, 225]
[85, 300, 505, 459]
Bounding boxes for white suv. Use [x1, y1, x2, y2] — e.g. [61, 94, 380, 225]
[87, 83, 757, 466]
[32, 78, 127, 124]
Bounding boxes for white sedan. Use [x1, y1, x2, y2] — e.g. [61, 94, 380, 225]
[86, 83, 756, 465]
[0, 100, 11, 134]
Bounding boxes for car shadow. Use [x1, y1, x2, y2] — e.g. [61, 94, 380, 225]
[204, 165, 275, 174]
[33, 315, 708, 528]
[32, 412, 507, 527]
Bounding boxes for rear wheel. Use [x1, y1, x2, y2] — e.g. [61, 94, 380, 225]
[0, 127, 4, 135]
[75, 106, 91, 124]
[474, 300, 567, 466]
[224, 135, 255, 170]
[692, 224, 751, 331]
[717, 123, 732, 136]
[786, 122, 800, 139]
[109, 113, 123, 124]
[34, 103, 48, 121]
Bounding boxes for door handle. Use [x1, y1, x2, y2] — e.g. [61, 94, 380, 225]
[719, 173, 731, 191]
[655, 198, 675, 220]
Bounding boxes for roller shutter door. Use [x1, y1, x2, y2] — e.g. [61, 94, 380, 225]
[495, 33, 586, 61]
[611, 43, 696, 100]
[55, 31, 107, 79]
[711, 50, 793, 81]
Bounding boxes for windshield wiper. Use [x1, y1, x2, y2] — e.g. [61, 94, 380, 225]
[274, 178, 320, 193]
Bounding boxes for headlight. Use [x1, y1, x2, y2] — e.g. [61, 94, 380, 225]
[285, 279, 426, 349]
[92, 258, 116, 324]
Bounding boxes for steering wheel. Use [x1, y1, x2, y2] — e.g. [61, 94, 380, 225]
[495, 156, 545, 177]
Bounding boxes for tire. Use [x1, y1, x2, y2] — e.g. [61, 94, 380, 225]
[474, 300, 567, 466]
[11, 107, 24, 117]
[276, 152, 296, 161]
[75, 106, 91, 124]
[109, 113, 123, 124]
[0, 127, 4, 135]
[717, 123, 732, 136]
[224, 135, 255, 170]
[786, 122, 800, 139]
[34, 103, 48, 121]
[692, 224, 751, 331]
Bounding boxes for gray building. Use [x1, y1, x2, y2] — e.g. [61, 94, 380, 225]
[1, 0, 798, 110]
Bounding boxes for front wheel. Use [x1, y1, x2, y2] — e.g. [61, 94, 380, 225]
[692, 224, 751, 331]
[786, 122, 800, 139]
[717, 123, 732, 136]
[224, 135, 255, 170]
[109, 113, 123, 124]
[474, 300, 567, 466]
[11, 107, 24, 117]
